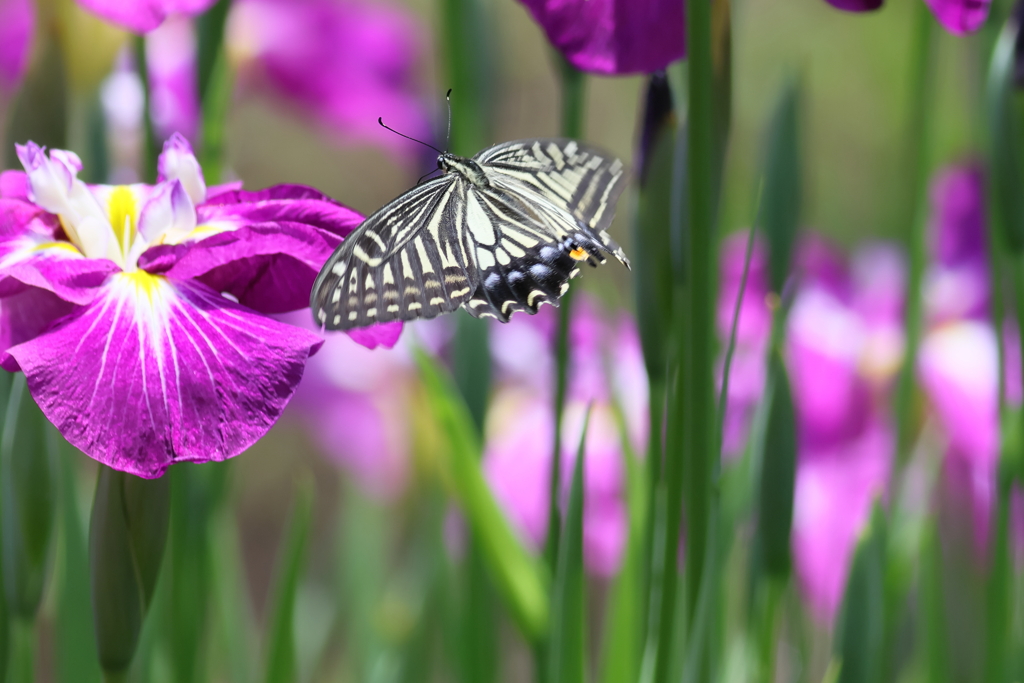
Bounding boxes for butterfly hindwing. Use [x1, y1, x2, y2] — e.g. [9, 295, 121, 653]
[311, 175, 476, 329]
[475, 138, 629, 264]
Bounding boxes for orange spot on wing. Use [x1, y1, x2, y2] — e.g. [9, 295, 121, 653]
[569, 247, 588, 261]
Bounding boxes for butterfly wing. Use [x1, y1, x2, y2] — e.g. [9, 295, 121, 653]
[311, 174, 477, 330]
[475, 138, 629, 265]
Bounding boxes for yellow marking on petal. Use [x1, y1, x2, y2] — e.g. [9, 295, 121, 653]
[158, 223, 236, 246]
[30, 241, 84, 256]
[107, 186, 139, 256]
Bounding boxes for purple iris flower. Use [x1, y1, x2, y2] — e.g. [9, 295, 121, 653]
[74, 0, 217, 33]
[923, 0, 991, 35]
[483, 297, 647, 577]
[0, 133, 386, 479]
[918, 164, 1023, 556]
[717, 231, 903, 621]
[515, 0, 685, 75]
[226, 0, 429, 158]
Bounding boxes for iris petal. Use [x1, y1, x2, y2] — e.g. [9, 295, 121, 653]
[8, 273, 323, 478]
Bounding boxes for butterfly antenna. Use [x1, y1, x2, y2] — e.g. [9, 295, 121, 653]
[378, 117, 444, 155]
[445, 89, 453, 152]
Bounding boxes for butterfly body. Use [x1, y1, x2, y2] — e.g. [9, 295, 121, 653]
[311, 138, 629, 330]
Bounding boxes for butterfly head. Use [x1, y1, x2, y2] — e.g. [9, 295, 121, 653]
[438, 153, 489, 187]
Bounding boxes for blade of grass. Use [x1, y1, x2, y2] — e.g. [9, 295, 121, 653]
[547, 408, 590, 683]
[55, 439, 101, 683]
[263, 478, 313, 683]
[414, 349, 549, 641]
[834, 503, 886, 683]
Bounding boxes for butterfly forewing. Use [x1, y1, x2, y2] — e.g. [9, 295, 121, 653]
[311, 175, 476, 329]
[311, 137, 629, 331]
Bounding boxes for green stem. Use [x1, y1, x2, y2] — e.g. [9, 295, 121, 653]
[893, 1, 936, 463]
[656, 0, 718, 678]
[133, 35, 159, 184]
[984, 468, 1013, 683]
[7, 619, 33, 683]
[545, 58, 586, 571]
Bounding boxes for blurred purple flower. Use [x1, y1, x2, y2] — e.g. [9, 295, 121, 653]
[924, 165, 990, 324]
[786, 238, 902, 622]
[823, 0, 883, 12]
[0, 134, 376, 478]
[281, 309, 409, 500]
[0, 0, 33, 115]
[147, 14, 200, 143]
[917, 164, 1024, 556]
[483, 297, 647, 577]
[516, 0, 685, 75]
[226, 0, 429, 158]
[923, 0, 991, 35]
[75, 0, 217, 33]
[716, 231, 771, 460]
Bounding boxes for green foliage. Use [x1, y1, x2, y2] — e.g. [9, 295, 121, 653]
[835, 504, 886, 683]
[263, 479, 313, 683]
[0, 374, 56, 620]
[547, 409, 589, 683]
[760, 77, 802, 295]
[89, 466, 170, 676]
[415, 350, 550, 641]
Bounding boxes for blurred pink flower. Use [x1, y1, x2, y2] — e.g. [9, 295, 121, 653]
[0, 0, 32, 114]
[717, 231, 902, 622]
[919, 164, 1022, 556]
[515, 0, 685, 75]
[923, 0, 991, 35]
[75, 0, 217, 33]
[146, 14, 200, 143]
[716, 231, 771, 460]
[483, 297, 647, 577]
[786, 238, 902, 622]
[281, 310, 409, 501]
[226, 0, 429, 158]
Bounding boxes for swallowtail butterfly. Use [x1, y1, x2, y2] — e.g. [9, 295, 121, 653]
[310, 138, 629, 330]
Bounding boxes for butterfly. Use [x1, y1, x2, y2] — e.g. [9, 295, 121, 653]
[310, 137, 629, 331]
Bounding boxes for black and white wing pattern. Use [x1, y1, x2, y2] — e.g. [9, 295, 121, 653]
[310, 138, 629, 331]
[310, 174, 476, 330]
[475, 138, 628, 262]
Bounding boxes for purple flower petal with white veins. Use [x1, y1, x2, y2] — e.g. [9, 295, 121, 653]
[8, 272, 323, 478]
[150, 221, 350, 313]
[75, 0, 218, 33]
[0, 287, 77, 371]
[517, 0, 686, 75]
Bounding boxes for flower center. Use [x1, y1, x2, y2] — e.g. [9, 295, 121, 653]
[107, 186, 139, 257]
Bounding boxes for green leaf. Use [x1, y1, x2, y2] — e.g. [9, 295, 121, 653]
[547, 409, 589, 683]
[756, 349, 797, 579]
[55, 440, 101, 683]
[263, 478, 313, 683]
[835, 503, 886, 683]
[760, 77, 802, 294]
[633, 72, 678, 386]
[414, 350, 550, 641]
[210, 505, 257, 683]
[89, 466, 170, 676]
[987, 11, 1024, 253]
[599, 412, 647, 683]
[1, 374, 57, 619]
[166, 465, 217, 682]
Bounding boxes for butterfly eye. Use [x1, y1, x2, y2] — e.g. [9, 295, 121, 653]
[437, 158, 444, 170]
